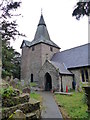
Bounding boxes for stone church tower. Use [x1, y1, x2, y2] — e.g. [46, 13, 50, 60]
[21, 14, 60, 84]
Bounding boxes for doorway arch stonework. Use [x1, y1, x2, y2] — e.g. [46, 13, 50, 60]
[44, 73, 52, 91]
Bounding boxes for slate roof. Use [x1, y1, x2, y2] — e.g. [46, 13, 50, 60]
[51, 43, 90, 69]
[38, 14, 46, 26]
[21, 14, 60, 49]
[50, 61, 73, 75]
[20, 40, 30, 48]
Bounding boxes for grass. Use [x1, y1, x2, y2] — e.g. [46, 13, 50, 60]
[55, 92, 88, 119]
[30, 92, 42, 101]
[30, 92, 43, 111]
[30, 82, 37, 87]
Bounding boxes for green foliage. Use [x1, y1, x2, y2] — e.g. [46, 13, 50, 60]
[0, 0, 22, 79]
[30, 82, 37, 87]
[8, 113, 13, 119]
[55, 92, 88, 119]
[0, 86, 17, 98]
[0, 0, 22, 40]
[2, 40, 21, 79]
[30, 92, 42, 101]
[82, 94, 87, 104]
[2, 70, 12, 78]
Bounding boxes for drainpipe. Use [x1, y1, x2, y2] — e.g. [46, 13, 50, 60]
[83, 14, 90, 118]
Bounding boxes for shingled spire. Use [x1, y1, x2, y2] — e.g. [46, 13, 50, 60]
[21, 14, 60, 49]
[38, 14, 46, 26]
[32, 14, 60, 48]
[34, 13, 51, 41]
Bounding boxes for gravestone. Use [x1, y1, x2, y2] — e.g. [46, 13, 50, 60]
[21, 80, 25, 87]
[9, 109, 26, 120]
[13, 78, 19, 84]
[5, 76, 10, 82]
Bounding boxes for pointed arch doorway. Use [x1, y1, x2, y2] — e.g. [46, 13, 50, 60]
[45, 73, 52, 91]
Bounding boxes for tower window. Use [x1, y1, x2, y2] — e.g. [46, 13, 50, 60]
[50, 47, 53, 52]
[32, 46, 35, 51]
[31, 74, 33, 82]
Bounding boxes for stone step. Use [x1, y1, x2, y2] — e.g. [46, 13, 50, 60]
[54, 92, 73, 96]
[26, 112, 36, 120]
[26, 109, 41, 120]
[2, 93, 30, 107]
[2, 99, 40, 119]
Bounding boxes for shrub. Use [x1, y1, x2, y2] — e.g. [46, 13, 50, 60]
[0, 86, 17, 99]
[2, 70, 12, 78]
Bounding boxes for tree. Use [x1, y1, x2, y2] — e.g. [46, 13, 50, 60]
[0, 0, 22, 40]
[13, 51, 21, 79]
[72, 1, 90, 20]
[2, 40, 21, 79]
[0, 0, 23, 79]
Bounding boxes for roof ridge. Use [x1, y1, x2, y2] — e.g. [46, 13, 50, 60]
[60, 43, 89, 53]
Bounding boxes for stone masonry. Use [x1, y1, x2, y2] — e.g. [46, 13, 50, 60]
[21, 13, 90, 91]
[21, 43, 59, 83]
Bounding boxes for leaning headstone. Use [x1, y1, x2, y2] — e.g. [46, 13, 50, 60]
[9, 109, 26, 120]
[1, 80, 9, 89]
[10, 76, 13, 81]
[5, 76, 10, 82]
[13, 78, 19, 84]
[21, 80, 25, 87]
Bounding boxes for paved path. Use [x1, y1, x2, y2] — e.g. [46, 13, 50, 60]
[38, 91, 63, 119]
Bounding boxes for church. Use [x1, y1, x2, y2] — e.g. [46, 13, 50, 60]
[20, 14, 90, 92]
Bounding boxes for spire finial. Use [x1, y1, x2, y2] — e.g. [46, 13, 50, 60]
[41, 8, 43, 15]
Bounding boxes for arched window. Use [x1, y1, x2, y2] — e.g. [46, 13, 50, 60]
[81, 70, 85, 82]
[85, 70, 88, 82]
[31, 74, 33, 82]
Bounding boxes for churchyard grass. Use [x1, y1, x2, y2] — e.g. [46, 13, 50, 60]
[30, 92, 42, 101]
[55, 91, 88, 119]
[30, 82, 37, 87]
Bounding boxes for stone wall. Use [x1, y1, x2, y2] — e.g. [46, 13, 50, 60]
[70, 69, 81, 86]
[21, 44, 42, 82]
[58, 75, 73, 92]
[39, 60, 60, 90]
[41, 43, 60, 65]
[70, 67, 90, 86]
[28, 44, 42, 82]
[39, 60, 73, 91]
[21, 43, 59, 84]
[21, 47, 30, 83]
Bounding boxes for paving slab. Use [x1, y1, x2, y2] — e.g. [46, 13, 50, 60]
[38, 91, 63, 119]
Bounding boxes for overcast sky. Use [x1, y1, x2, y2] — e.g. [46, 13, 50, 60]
[11, 0, 88, 53]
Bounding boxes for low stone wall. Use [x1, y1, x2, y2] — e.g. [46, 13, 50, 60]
[2, 94, 30, 107]
[2, 99, 40, 119]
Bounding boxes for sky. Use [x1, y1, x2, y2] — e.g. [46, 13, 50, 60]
[11, 0, 88, 54]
